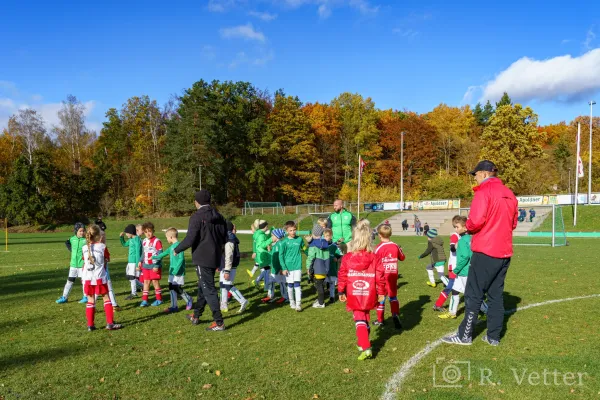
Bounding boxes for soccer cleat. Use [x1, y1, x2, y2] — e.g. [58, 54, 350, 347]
[276, 297, 286, 304]
[312, 301, 325, 309]
[289, 301, 296, 309]
[481, 335, 500, 347]
[87, 325, 96, 332]
[113, 306, 122, 312]
[357, 348, 373, 361]
[259, 282, 265, 288]
[373, 320, 384, 327]
[106, 323, 123, 331]
[151, 300, 163, 307]
[441, 333, 472, 346]
[432, 305, 446, 312]
[79, 296, 88, 304]
[393, 316, 403, 330]
[250, 280, 256, 287]
[186, 314, 200, 325]
[260, 297, 272, 303]
[246, 269, 254, 278]
[124, 294, 138, 300]
[238, 300, 249, 313]
[139, 300, 149, 307]
[295, 305, 302, 312]
[220, 307, 229, 313]
[186, 299, 193, 310]
[56, 296, 68, 304]
[438, 312, 457, 319]
[426, 281, 437, 288]
[356, 345, 363, 352]
[164, 307, 179, 314]
[205, 322, 226, 331]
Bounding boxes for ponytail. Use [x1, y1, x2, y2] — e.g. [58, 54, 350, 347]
[85, 224, 101, 268]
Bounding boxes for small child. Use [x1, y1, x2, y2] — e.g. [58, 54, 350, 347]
[306, 225, 331, 308]
[136, 224, 144, 283]
[417, 228, 448, 287]
[81, 224, 122, 331]
[327, 234, 345, 304]
[120, 224, 144, 300]
[439, 216, 488, 319]
[253, 220, 272, 293]
[138, 222, 163, 307]
[246, 219, 261, 279]
[267, 228, 288, 303]
[432, 216, 461, 312]
[374, 224, 405, 329]
[280, 221, 306, 312]
[56, 223, 87, 304]
[152, 228, 193, 313]
[337, 219, 385, 360]
[99, 230, 121, 311]
[219, 221, 249, 313]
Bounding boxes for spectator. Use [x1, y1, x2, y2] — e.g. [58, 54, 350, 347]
[414, 218, 422, 236]
[401, 219, 408, 231]
[423, 222, 430, 236]
[529, 208, 536, 222]
[95, 215, 107, 232]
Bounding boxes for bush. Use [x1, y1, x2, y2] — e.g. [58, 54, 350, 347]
[218, 202, 242, 221]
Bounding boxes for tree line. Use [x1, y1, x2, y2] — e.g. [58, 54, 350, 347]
[0, 82, 598, 225]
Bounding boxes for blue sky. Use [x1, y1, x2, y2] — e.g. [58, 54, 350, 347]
[1, 0, 599, 131]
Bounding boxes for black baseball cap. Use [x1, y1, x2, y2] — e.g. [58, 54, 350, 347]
[469, 160, 498, 176]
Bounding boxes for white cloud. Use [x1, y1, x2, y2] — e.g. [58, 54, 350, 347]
[220, 23, 266, 42]
[584, 26, 596, 50]
[280, 0, 378, 18]
[208, 0, 243, 12]
[318, 4, 331, 18]
[248, 11, 278, 21]
[470, 49, 600, 104]
[229, 49, 275, 69]
[392, 28, 418, 39]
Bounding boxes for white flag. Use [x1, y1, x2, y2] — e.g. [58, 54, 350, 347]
[577, 156, 585, 178]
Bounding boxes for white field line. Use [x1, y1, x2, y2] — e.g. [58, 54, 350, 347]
[380, 294, 600, 400]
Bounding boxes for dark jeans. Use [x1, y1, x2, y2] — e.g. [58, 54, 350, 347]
[194, 265, 223, 325]
[457, 252, 510, 341]
[315, 278, 326, 305]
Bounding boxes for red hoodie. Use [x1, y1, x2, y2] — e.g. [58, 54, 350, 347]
[467, 177, 518, 258]
[337, 250, 386, 311]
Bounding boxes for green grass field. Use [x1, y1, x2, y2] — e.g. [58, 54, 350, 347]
[536, 205, 600, 232]
[1, 230, 599, 399]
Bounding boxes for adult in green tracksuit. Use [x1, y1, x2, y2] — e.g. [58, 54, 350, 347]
[56, 223, 87, 304]
[418, 228, 448, 288]
[327, 199, 356, 244]
[120, 224, 143, 299]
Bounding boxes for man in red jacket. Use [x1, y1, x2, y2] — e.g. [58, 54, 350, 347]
[442, 160, 518, 347]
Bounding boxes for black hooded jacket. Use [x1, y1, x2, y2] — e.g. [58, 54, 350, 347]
[174, 205, 227, 268]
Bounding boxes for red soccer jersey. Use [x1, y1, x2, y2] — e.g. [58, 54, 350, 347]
[374, 241, 405, 276]
[338, 251, 386, 311]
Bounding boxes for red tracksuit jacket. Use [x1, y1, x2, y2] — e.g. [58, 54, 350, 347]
[338, 250, 386, 311]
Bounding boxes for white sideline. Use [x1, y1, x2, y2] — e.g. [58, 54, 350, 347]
[380, 293, 600, 400]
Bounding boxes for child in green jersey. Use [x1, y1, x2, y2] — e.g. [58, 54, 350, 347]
[280, 221, 306, 312]
[120, 224, 143, 299]
[56, 223, 87, 304]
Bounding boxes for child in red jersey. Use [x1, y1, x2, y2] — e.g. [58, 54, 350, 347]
[374, 224, 405, 329]
[138, 222, 164, 307]
[338, 219, 386, 360]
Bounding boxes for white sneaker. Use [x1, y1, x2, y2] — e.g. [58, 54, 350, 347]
[290, 301, 296, 309]
[312, 301, 325, 309]
[238, 300, 249, 313]
[295, 305, 302, 312]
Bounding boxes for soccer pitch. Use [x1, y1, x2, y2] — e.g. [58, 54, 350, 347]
[1, 233, 599, 399]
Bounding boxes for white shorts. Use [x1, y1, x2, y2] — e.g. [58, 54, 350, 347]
[169, 275, 185, 285]
[285, 269, 302, 283]
[68, 267, 82, 279]
[219, 269, 237, 285]
[126, 263, 140, 277]
[452, 276, 468, 294]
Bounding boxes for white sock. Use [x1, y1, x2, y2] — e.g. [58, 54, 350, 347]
[130, 280, 137, 295]
[480, 301, 488, 314]
[250, 264, 259, 275]
[427, 269, 435, 284]
[450, 294, 460, 315]
[230, 287, 245, 304]
[62, 280, 73, 298]
[440, 275, 449, 286]
[294, 285, 302, 306]
[287, 286, 295, 306]
[107, 280, 118, 307]
[220, 288, 228, 309]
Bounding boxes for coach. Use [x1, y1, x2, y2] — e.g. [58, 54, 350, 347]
[443, 160, 518, 346]
[175, 189, 228, 331]
[327, 199, 356, 244]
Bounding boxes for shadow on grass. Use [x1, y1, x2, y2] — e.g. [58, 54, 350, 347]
[0, 344, 87, 372]
[0, 268, 70, 296]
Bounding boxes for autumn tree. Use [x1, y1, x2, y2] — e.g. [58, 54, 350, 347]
[11, 109, 48, 165]
[54, 95, 89, 174]
[496, 92, 512, 108]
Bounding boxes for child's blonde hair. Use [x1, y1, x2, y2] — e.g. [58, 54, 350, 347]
[165, 227, 178, 239]
[349, 219, 373, 253]
[317, 217, 327, 227]
[323, 228, 333, 237]
[85, 224, 102, 266]
[378, 224, 392, 239]
[251, 219, 260, 232]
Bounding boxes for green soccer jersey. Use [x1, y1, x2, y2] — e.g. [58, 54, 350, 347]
[120, 235, 142, 264]
[270, 240, 283, 274]
[279, 236, 305, 272]
[152, 241, 186, 276]
[69, 236, 86, 268]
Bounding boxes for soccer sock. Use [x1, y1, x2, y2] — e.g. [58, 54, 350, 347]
[107, 280, 118, 307]
[435, 291, 448, 307]
[250, 264, 259, 276]
[181, 290, 192, 304]
[376, 301, 385, 322]
[230, 287, 245, 304]
[220, 288, 228, 308]
[427, 269, 435, 284]
[438, 272, 449, 286]
[86, 302, 95, 327]
[130, 280, 137, 295]
[287, 284, 295, 305]
[449, 294, 460, 315]
[155, 288, 162, 301]
[170, 290, 177, 308]
[62, 280, 74, 298]
[104, 300, 114, 325]
[355, 320, 371, 350]
[390, 296, 399, 317]
[294, 283, 302, 306]
[142, 290, 149, 301]
[480, 301, 488, 314]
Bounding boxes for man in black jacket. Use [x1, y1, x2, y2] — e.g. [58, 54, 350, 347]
[174, 189, 228, 331]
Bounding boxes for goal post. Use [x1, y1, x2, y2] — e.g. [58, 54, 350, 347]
[243, 201, 285, 216]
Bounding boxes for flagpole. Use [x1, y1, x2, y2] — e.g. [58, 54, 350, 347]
[357, 155, 361, 220]
[574, 123, 581, 227]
